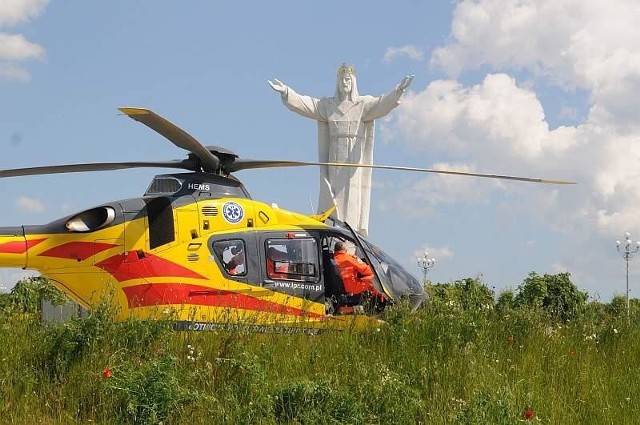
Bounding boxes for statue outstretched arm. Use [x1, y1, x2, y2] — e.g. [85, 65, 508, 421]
[268, 79, 287, 94]
[397, 75, 414, 92]
[269, 79, 325, 121]
[362, 75, 415, 121]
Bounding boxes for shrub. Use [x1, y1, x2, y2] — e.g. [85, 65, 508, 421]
[515, 272, 587, 321]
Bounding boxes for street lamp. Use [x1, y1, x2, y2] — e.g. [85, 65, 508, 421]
[417, 251, 436, 286]
[616, 232, 640, 319]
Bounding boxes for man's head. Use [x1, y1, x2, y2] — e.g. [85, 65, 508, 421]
[335, 63, 359, 101]
[334, 240, 346, 252]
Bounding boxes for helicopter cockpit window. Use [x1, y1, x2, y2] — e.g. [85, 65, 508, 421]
[213, 239, 246, 276]
[265, 238, 318, 282]
[357, 237, 426, 309]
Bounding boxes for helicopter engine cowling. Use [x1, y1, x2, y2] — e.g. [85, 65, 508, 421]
[65, 206, 117, 232]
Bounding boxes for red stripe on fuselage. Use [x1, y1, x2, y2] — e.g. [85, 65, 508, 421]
[122, 283, 324, 318]
[95, 252, 206, 282]
[0, 238, 45, 254]
[39, 241, 119, 261]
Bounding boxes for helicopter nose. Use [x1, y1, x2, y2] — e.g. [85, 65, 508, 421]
[407, 292, 429, 311]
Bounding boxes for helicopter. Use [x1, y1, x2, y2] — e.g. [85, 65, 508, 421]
[0, 108, 575, 333]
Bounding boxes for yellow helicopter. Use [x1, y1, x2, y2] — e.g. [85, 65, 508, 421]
[0, 108, 574, 333]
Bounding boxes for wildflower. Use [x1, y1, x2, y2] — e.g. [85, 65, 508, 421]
[102, 366, 113, 379]
[570, 350, 577, 356]
[524, 408, 534, 420]
[614, 328, 619, 334]
[507, 335, 514, 345]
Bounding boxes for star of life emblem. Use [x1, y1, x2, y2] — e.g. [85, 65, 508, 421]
[222, 201, 244, 224]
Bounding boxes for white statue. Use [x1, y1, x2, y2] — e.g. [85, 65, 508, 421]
[268, 64, 413, 236]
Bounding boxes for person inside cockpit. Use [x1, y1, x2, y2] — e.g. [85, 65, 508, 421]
[333, 240, 385, 307]
[266, 246, 290, 278]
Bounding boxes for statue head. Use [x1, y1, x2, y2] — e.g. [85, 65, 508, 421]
[335, 63, 359, 101]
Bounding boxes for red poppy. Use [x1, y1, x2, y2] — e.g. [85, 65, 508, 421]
[102, 366, 113, 379]
[570, 350, 577, 356]
[507, 335, 514, 345]
[524, 408, 534, 420]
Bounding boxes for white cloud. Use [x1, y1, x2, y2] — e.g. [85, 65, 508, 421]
[383, 45, 425, 63]
[383, 0, 640, 297]
[15, 196, 44, 213]
[0, 0, 48, 81]
[0, 32, 44, 61]
[0, 62, 30, 81]
[391, 74, 571, 161]
[413, 245, 453, 262]
[0, 0, 48, 27]
[431, 0, 640, 129]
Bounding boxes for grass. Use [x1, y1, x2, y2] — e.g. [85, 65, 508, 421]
[1, 297, 640, 424]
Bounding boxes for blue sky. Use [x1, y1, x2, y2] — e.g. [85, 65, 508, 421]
[1, 1, 639, 301]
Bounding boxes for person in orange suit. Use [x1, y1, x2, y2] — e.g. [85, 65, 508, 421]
[266, 246, 290, 278]
[333, 241, 385, 301]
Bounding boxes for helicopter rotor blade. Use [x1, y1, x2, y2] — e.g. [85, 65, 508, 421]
[118, 107, 220, 172]
[229, 159, 576, 185]
[0, 160, 196, 178]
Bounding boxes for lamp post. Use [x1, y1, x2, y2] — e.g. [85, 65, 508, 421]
[616, 232, 640, 320]
[417, 251, 436, 287]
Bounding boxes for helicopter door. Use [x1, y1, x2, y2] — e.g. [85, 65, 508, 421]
[259, 233, 323, 303]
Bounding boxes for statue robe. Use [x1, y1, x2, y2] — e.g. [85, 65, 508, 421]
[281, 87, 403, 236]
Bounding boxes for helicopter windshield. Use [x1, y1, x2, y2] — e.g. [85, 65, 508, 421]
[325, 218, 428, 310]
[355, 235, 428, 310]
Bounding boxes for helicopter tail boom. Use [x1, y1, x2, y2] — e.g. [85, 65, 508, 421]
[0, 228, 29, 268]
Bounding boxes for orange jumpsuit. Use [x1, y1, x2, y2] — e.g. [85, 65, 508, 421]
[266, 248, 289, 278]
[333, 249, 381, 297]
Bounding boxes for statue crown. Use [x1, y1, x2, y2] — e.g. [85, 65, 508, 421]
[337, 63, 356, 76]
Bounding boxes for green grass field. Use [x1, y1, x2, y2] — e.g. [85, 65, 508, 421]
[1, 276, 639, 424]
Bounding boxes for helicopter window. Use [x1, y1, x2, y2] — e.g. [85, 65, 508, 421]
[213, 239, 246, 276]
[265, 238, 318, 282]
[358, 237, 424, 300]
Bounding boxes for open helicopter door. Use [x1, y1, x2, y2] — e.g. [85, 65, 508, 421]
[257, 231, 324, 304]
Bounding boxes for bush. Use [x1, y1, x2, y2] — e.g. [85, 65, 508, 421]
[3, 276, 67, 315]
[515, 272, 587, 321]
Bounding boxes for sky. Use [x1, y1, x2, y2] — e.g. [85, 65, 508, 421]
[1, 0, 639, 300]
